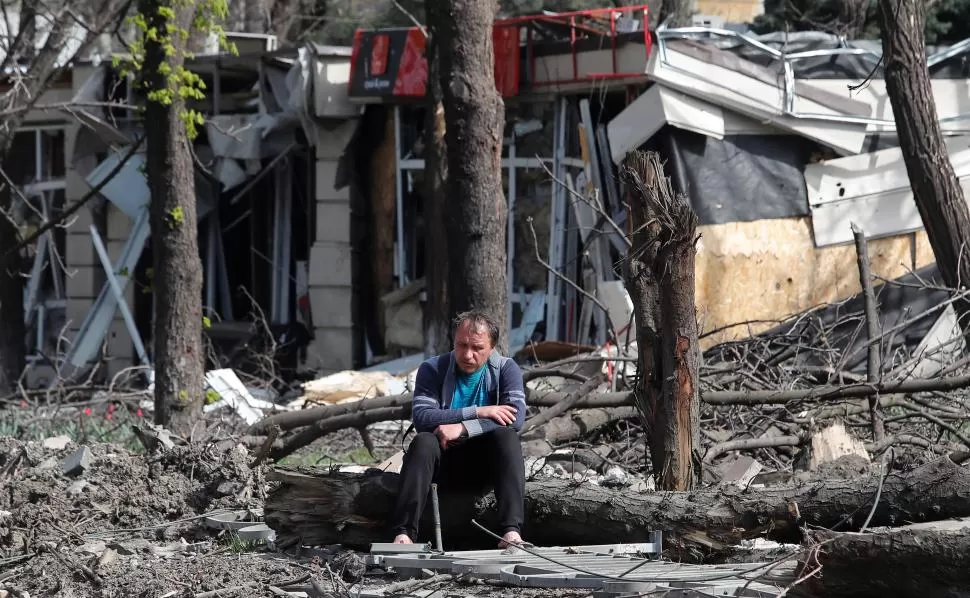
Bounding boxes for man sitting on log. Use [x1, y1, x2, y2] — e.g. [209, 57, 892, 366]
[391, 310, 528, 548]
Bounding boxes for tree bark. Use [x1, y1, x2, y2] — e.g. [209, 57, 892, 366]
[264, 457, 970, 551]
[878, 0, 970, 335]
[621, 151, 701, 490]
[837, 0, 870, 39]
[520, 406, 639, 457]
[422, 9, 450, 357]
[797, 524, 970, 598]
[431, 0, 508, 354]
[140, 0, 206, 434]
[657, 0, 693, 27]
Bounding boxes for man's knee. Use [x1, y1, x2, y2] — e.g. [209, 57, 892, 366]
[489, 426, 522, 451]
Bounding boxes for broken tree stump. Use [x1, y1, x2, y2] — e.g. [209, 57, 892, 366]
[264, 456, 970, 552]
[621, 149, 701, 490]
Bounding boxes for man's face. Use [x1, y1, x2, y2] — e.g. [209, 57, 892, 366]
[453, 320, 494, 373]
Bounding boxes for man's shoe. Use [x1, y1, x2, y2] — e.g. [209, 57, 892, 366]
[393, 533, 413, 544]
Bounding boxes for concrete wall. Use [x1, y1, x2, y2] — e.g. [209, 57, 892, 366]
[306, 119, 358, 374]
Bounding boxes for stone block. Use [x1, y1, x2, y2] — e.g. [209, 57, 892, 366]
[106, 205, 133, 241]
[308, 286, 353, 328]
[65, 267, 101, 302]
[65, 166, 90, 202]
[315, 201, 351, 243]
[63, 203, 97, 233]
[308, 326, 354, 371]
[106, 319, 134, 360]
[315, 160, 350, 202]
[60, 446, 92, 476]
[66, 298, 96, 327]
[65, 233, 98, 267]
[309, 242, 352, 287]
[313, 119, 358, 159]
[23, 364, 57, 389]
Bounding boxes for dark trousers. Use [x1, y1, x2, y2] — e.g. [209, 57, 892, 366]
[390, 427, 526, 541]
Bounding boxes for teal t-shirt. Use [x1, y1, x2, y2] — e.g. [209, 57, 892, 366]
[450, 363, 489, 410]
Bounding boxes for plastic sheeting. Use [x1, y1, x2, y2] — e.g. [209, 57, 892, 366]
[652, 126, 821, 225]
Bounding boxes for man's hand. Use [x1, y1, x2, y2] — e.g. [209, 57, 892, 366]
[476, 404, 518, 426]
[434, 423, 466, 450]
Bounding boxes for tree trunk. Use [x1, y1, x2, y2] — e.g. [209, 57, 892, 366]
[264, 457, 970, 552]
[140, 0, 206, 434]
[657, 0, 693, 27]
[837, 0, 870, 39]
[0, 185, 25, 394]
[878, 0, 970, 334]
[431, 0, 508, 354]
[422, 10, 450, 357]
[621, 151, 701, 490]
[797, 524, 970, 598]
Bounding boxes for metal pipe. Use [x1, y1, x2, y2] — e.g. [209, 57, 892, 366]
[430, 483, 443, 552]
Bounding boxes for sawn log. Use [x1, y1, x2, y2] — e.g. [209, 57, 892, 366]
[264, 456, 970, 552]
[794, 520, 970, 598]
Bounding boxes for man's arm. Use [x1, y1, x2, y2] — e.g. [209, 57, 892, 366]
[462, 359, 527, 438]
[411, 361, 478, 433]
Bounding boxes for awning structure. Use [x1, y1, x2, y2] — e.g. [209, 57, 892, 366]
[608, 26, 970, 243]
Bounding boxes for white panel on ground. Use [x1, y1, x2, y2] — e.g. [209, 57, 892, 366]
[806, 136, 970, 246]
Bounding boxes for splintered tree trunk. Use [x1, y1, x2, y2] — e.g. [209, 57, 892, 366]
[140, 0, 205, 433]
[431, 0, 508, 353]
[878, 0, 970, 331]
[621, 151, 700, 491]
[422, 9, 450, 356]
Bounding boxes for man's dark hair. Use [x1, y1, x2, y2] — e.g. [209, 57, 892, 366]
[452, 310, 500, 347]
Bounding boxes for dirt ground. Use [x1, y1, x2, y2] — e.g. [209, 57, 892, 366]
[0, 432, 598, 598]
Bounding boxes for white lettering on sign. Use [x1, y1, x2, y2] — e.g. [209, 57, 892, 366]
[363, 78, 392, 91]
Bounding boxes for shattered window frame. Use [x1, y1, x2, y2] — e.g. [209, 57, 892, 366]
[9, 124, 69, 362]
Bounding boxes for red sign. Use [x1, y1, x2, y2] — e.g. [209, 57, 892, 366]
[349, 26, 521, 99]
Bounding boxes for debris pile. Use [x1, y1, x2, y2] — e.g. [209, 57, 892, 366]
[0, 436, 289, 597]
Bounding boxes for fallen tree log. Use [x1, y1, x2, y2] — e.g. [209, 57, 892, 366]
[520, 406, 639, 457]
[795, 521, 970, 598]
[249, 392, 632, 435]
[264, 456, 970, 553]
[251, 373, 970, 438]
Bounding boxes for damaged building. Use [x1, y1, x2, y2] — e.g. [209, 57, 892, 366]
[21, 34, 362, 387]
[14, 4, 970, 387]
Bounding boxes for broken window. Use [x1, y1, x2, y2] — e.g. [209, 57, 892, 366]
[3, 126, 69, 361]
